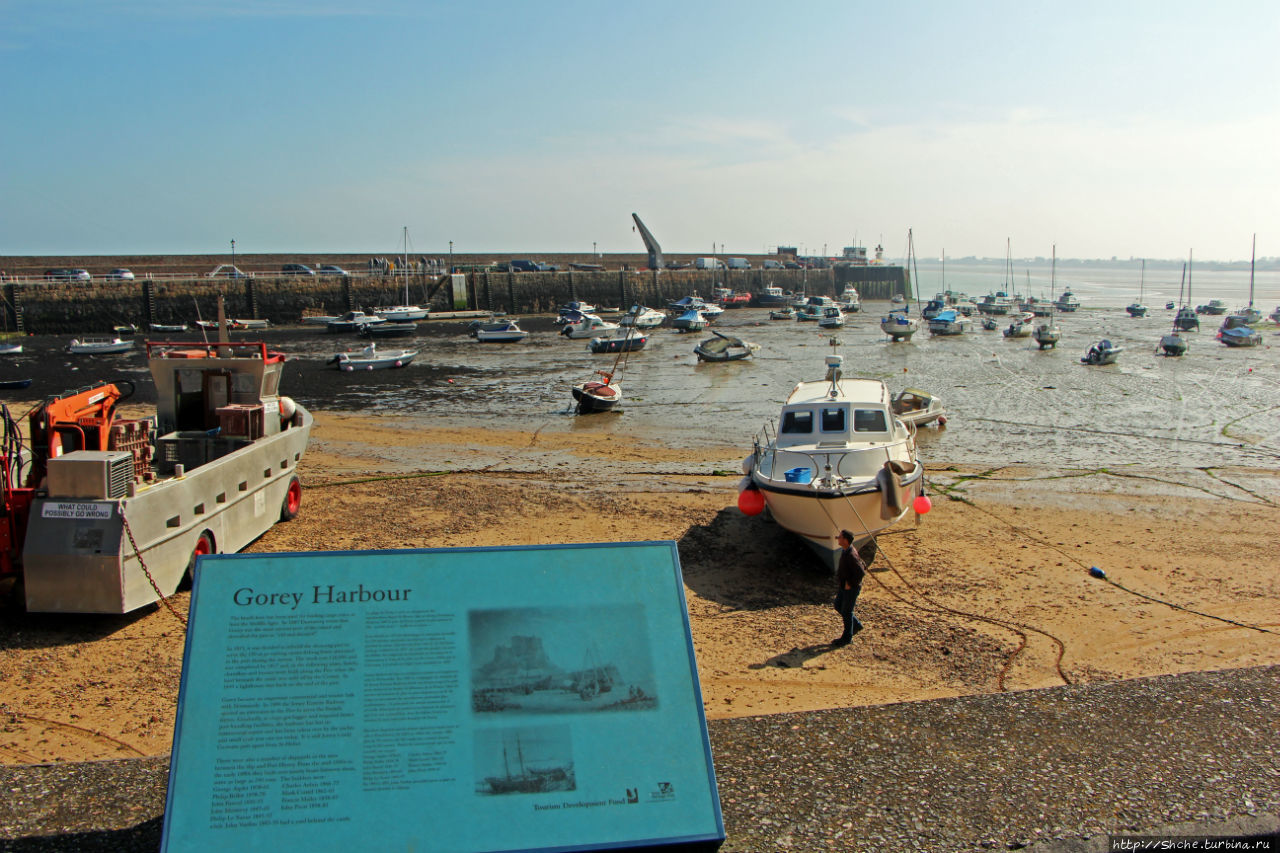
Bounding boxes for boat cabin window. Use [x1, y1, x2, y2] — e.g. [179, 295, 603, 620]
[820, 407, 846, 432]
[854, 409, 888, 432]
[780, 410, 813, 434]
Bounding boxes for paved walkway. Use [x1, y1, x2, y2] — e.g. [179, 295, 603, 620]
[2, 666, 1277, 851]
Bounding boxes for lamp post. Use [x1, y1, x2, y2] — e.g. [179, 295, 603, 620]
[593, 241, 597, 258]
[231, 239, 236, 269]
[448, 241, 453, 273]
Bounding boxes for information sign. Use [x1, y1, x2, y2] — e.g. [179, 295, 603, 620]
[162, 542, 724, 852]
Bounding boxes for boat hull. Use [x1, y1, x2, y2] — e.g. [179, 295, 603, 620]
[21, 406, 314, 613]
[750, 465, 924, 570]
[571, 382, 620, 413]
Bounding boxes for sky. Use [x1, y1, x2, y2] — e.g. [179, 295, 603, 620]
[3, 1, 1278, 262]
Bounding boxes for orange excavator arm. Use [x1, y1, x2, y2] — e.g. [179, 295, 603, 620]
[26, 381, 134, 488]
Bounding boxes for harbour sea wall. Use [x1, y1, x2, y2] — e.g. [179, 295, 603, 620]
[0, 266, 908, 335]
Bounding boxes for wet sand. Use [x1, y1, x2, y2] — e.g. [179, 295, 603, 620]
[1, 401, 1277, 764]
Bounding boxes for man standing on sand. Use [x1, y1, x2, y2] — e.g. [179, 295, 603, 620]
[832, 529, 866, 646]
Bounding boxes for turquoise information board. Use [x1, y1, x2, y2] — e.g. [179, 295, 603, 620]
[162, 542, 723, 852]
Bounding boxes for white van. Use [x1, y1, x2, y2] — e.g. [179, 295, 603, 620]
[726, 257, 751, 270]
[694, 257, 724, 270]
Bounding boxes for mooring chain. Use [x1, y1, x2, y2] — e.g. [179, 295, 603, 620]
[120, 512, 188, 626]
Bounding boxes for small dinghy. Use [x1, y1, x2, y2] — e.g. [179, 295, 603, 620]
[1003, 318, 1031, 338]
[1081, 339, 1123, 365]
[768, 305, 796, 320]
[328, 342, 417, 370]
[0, 343, 23, 355]
[0, 378, 32, 390]
[694, 330, 759, 362]
[362, 321, 418, 338]
[1158, 330, 1189, 356]
[891, 388, 947, 427]
[571, 370, 621, 413]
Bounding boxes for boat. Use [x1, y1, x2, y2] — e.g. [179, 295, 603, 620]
[1165, 302, 1176, 310]
[1195, 299, 1227, 315]
[921, 298, 947, 320]
[796, 296, 835, 322]
[1224, 235, 1264, 327]
[483, 733, 573, 796]
[890, 388, 946, 427]
[755, 285, 790, 308]
[571, 369, 622, 413]
[927, 309, 970, 335]
[741, 341, 925, 569]
[67, 337, 134, 354]
[1081, 339, 1123, 365]
[1055, 290, 1081, 312]
[694, 330, 759, 362]
[561, 300, 597, 315]
[1218, 325, 1263, 348]
[671, 308, 708, 332]
[839, 285, 861, 313]
[560, 314, 620, 339]
[589, 331, 647, 353]
[299, 310, 340, 326]
[1033, 247, 1063, 349]
[0, 378, 32, 390]
[1173, 254, 1200, 331]
[5, 340, 312, 613]
[1269, 307, 1280, 324]
[471, 318, 529, 343]
[230, 318, 271, 330]
[149, 322, 188, 334]
[361, 321, 418, 338]
[374, 226, 430, 321]
[881, 311, 919, 341]
[1126, 260, 1149, 317]
[980, 316, 999, 331]
[817, 305, 845, 329]
[0, 343, 23, 355]
[328, 342, 417, 370]
[668, 295, 721, 317]
[1003, 318, 1031, 338]
[618, 305, 665, 330]
[768, 305, 797, 320]
[1158, 330, 1189, 356]
[326, 311, 386, 333]
[977, 292, 1014, 315]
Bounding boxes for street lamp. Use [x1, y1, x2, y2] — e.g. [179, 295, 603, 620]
[231, 239, 236, 268]
[448, 241, 453, 273]
[593, 241, 597, 258]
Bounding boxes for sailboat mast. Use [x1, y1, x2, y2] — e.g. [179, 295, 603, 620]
[1249, 233, 1256, 309]
[402, 226, 409, 304]
[1050, 245, 1056, 329]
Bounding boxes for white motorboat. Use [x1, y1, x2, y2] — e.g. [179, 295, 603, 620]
[327, 311, 386, 333]
[1055, 291, 1081, 312]
[67, 337, 134, 354]
[618, 305, 666, 330]
[560, 314, 620, 339]
[230, 318, 271, 330]
[978, 292, 1015, 315]
[881, 312, 919, 341]
[839, 285, 861, 313]
[927, 309, 970, 335]
[671, 309, 708, 332]
[890, 388, 947, 427]
[471, 318, 529, 343]
[817, 305, 845, 328]
[328, 343, 417, 370]
[769, 305, 797, 320]
[796, 296, 835, 322]
[1081, 339, 1123, 365]
[1034, 246, 1063, 349]
[0, 343, 23, 355]
[149, 323, 189, 334]
[742, 343, 925, 570]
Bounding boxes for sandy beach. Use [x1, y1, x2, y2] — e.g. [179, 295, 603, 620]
[2, 408, 1276, 765]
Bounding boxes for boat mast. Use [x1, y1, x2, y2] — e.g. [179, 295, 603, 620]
[1050, 245, 1057, 330]
[1249, 233, 1256, 310]
[402, 226, 409, 305]
[1139, 259, 1145, 303]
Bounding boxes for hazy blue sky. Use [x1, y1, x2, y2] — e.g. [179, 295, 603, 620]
[3, 1, 1276, 261]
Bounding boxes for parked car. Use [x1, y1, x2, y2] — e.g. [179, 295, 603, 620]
[316, 264, 349, 276]
[281, 263, 316, 276]
[105, 268, 135, 280]
[208, 264, 248, 279]
[508, 259, 540, 272]
[535, 262, 560, 272]
[783, 261, 802, 269]
[44, 268, 91, 282]
[762, 260, 784, 269]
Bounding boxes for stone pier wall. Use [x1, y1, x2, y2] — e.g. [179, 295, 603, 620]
[3, 267, 910, 334]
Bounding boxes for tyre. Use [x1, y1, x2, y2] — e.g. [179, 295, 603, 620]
[182, 531, 215, 588]
[280, 476, 302, 521]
